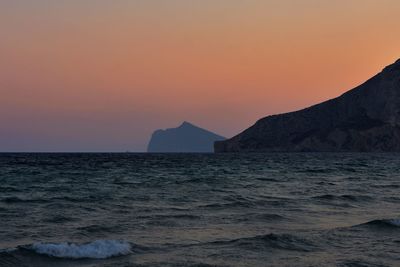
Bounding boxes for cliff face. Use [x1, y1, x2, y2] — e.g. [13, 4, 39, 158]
[215, 59, 400, 152]
[148, 122, 226, 153]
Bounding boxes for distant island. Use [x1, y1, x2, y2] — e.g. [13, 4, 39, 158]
[148, 121, 226, 153]
[215, 59, 400, 152]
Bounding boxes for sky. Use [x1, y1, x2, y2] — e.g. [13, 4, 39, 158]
[1, 0, 400, 152]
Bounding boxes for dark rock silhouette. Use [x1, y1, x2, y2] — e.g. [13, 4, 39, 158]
[148, 121, 226, 152]
[215, 59, 400, 152]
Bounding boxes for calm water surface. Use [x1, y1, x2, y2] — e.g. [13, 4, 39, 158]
[0, 153, 399, 267]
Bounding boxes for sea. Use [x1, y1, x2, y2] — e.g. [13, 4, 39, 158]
[0, 153, 399, 267]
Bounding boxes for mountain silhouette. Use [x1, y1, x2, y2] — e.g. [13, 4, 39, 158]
[148, 121, 226, 152]
[215, 59, 400, 152]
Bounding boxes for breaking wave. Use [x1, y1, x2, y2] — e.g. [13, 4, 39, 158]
[27, 240, 131, 259]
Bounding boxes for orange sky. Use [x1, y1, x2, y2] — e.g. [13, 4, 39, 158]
[1, 0, 400, 151]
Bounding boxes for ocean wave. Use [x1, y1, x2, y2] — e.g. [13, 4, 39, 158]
[27, 240, 131, 259]
[206, 233, 316, 252]
[1, 196, 46, 204]
[198, 196, 284, 209]
[77, 224, 119, 234]
[312, 194, 373, 202]
[136, 214, 201, 220]
[299, 168, 336, 174]
[235, 213, 287, 223]
[0, 186, 21, 193]
[198, 201, 253, 209]
[42, 214, 77, 224]
[360, 219, 400, 228]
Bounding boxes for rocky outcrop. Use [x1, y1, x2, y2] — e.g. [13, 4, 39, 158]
[148, 121, 225, 152]
[215, 59, 400, 152]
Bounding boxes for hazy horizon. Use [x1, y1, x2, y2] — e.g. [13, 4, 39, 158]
[1, 0, 400, 152]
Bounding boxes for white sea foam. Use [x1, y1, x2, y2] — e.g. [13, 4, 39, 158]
[387, 219, 400, 227]
[30, 240, 131, 259]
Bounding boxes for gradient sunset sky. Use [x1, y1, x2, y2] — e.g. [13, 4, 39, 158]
[1, 0, 400, 152]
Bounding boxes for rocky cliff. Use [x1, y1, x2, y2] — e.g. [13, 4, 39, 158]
[148, 121, 225, 152]
[215, 59, 400, 152]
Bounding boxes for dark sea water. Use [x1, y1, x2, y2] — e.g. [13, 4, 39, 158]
[1, 153, 400, 267]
